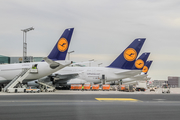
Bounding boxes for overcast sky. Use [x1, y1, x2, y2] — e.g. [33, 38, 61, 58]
[0, 0, 180, 80]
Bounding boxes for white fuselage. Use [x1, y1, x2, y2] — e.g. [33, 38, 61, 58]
[0, 60, 71, 84]
[54, 66, 141, 84]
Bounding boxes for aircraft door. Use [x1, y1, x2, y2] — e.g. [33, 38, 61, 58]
[30, 64, 38, 74]
[32, 64, 38, 69]
[101, 74, 106, 84]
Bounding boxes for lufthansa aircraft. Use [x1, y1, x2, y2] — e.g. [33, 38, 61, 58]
[29, 38, 146, 88]
[122, 60, 153, 84]
[0, 28, 74, 89]
[105, 52, 150, 85]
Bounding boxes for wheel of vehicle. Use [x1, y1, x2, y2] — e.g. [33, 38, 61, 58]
[37, 90, 40, 93]
[45, 89, 48, 92]
[162, 92, 164, 93]
[27, 91, 29, 93]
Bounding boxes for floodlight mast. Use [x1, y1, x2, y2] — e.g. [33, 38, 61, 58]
[89, 59, 94, 67]
[68, 51, 74, 60]
[21, 27, 34, 63]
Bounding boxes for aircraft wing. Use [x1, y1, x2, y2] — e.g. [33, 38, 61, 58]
[134, 74, 148, 79]
[57, 72, 79, 76]
[50, 71, 83, 81]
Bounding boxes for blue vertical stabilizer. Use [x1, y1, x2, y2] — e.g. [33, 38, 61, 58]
[142, 61, 153, 74]
[131, 52, 150, 70]
[48, 28, 74, 60]
[108, 38, 146, 69]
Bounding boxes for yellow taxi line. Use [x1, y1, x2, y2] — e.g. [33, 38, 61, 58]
[95, 98, 139, 101]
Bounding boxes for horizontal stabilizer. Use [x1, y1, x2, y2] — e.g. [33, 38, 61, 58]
[115, 70, 141, 75]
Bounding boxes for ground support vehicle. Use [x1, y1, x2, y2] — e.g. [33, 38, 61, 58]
[119, 85, 134, 92]
[102, 84, 110, 91]
[125, 84, 134, 92]
[120, 85, 126, 91]
[7, 88, 26, 93]
[162, 84, 170, 93]
[35, 81, 55, 92]
[44, 87, 56, 92]
[92, 84, 99, 91]
[26, 86, 40, 93]
[111, 85, 119, 91]
[70, 84, 82, 90]
[162, 88, 170, 93]
[136, 82, 147, 91]
[83, 84, 91, 91]
[150, 87, 155, 92]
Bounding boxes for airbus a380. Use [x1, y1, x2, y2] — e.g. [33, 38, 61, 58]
[0, 28, 74, 89]
[69, 38, 146, 84]
[29, 38, 146, 88]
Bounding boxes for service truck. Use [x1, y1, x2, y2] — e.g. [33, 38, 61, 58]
[136, 81, 147, 91]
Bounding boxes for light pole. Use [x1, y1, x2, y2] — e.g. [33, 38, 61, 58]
[68, 51, 74, 60]
[89, 59, 94, 67]
[21, 27, 34, 63]
[98, 63, 102, 67]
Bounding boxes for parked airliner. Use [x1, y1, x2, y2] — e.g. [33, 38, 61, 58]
[122, 60, 153, 84]
[0, 28, 74, 90]
[29, 38, 146, 88]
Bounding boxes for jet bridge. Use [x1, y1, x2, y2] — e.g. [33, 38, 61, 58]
[4, 68, 38, 93]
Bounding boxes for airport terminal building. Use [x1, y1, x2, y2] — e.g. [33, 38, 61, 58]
[153, 80, 167, 87]
[0, 55, 43, 64]
[153, 77, 180, 88]
[168, 76, 180, 88]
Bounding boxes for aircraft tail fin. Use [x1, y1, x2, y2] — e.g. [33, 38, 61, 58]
[108, 38, 146, 69]
[142, 60, 153, 74]
[48, 28, 74, 60]
[131, 52, 150, 70]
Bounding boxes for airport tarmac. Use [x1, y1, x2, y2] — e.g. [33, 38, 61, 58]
[0, 88, 180, 120]
[0, 88, 180, 95]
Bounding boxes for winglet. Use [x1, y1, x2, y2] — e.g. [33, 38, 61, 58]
[43, 57, 60, 69]
[108, 38, 146, 69]
[142, 61, 153, 74]
[131, 52, 150, 70]
[44, 57, 73, 69]
[48, 28, 74, 60]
